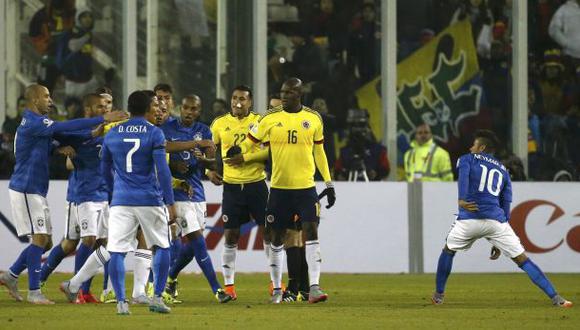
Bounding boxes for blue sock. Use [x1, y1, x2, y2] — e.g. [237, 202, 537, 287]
[519, 259, 557, 298]
[169, 240, 195, 280]
[76, 243, 94, 293]
[152, 248, 170, 297]
[191, 235, 221, 293]
[26, 244, 45, 290]
[108, 252, 126, 302]
[9, 245, 31, 277]
[103, 260, 109, 290]
[170, 239, 182, 268]
[40, 245, 66, 282]
[435, 249, 455, 294]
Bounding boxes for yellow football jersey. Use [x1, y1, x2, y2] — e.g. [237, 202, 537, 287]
[248, 106, 323, 189]
[211, 112, 267, 184]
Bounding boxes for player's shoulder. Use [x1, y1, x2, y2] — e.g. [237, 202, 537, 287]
[210, 113, 230, 128]
[302, 106, 323, 122]
[259, 106, 283, 122]
[248, 111, 262, 121]
[456, 153, 473, 167]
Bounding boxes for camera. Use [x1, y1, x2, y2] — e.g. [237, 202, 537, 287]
[346, 109, 373, 172]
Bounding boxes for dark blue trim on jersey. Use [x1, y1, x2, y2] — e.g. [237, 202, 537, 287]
[65, 202, 72, 240]
[24, 193, 34, 235]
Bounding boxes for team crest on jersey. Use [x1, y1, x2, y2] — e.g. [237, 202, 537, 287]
[276, 122, 283, 127]
[225, 127, 231, 131]
[193, 133, 203, 141]
[301, 120, 310, 129]
[37, 218, 44, 227]
[266, 215, 275, 223]
[222, 215, 229, 223]
[248, 123, 255, 131]
[81, 220, 88, 231]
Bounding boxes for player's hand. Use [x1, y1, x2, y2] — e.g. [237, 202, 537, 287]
[167, 204, 177, 225]
[56, 146, 76, 159]
[459, 199, 479, 212]
[178, 181, 194, 199]
[195, 139, 216, 150]
[206, 170, 223, 186]
[318, 184, 336, 209]
[490, 246, 501, 260]
[170, 159, 189, 175]
[224, 154, 244, 167]
[103, 110, 128, 123]
[92, 123, 105, 137]
[225, 145, 242, 158]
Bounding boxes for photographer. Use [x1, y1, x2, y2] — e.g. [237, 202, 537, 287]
[334, 109, 390, 181]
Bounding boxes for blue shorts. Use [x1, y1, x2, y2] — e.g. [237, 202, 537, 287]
[221, 180, 268, 229]
[266, 187, 320, 230]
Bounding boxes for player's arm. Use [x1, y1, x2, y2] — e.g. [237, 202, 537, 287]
[166, 140, 215, 153]
[153, 145, 176, 223]
[457, 155, 478, 212]
[100, 141, 114, 200]
[313, 122, 336, 208]
[39, 111, 127, 136]
[499, 173, 513, 221]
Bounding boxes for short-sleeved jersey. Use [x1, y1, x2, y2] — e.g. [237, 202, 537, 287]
[102, 117, 167, 206]
[161, 119, 211, 202]
[456, 152, 512, 222]
[9, 110, 61, 196]
[211, 112, 266, 184]
[57, 130, 108, 204]
[248, 106, 324, 189]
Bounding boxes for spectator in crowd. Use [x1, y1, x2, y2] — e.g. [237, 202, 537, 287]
[429, 0, 463, 33]
[312, 98, 337, 173]
[202, 98, 228, 125]
[1, 96, 26, 151]
[404, 124, 453, 182]
[450, 0, 494, 45]
[481, 40, 511, 143]
[29, 0, 76, 92]
[59, 8, 99, 99]
[348, 3, 381, 84]
[288, 27, 327, 86]
[528, 86, 543, 179]
[64, 96, 83, 120]
[565, 66, 580, 171]
[335, 109, 389, 181]
[311, 0, 349, 62]
[549, 0, 580, 64]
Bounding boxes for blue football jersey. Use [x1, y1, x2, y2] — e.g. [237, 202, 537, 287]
[456, 152, 512, 222]
[9, 109, 103, 196]
[102, 117, 173, 206]
[56, 130, 108, 204]
[161, 119, 211, 202]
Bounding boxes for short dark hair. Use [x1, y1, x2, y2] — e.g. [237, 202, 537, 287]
[95, 86, 113, 96]
[154, 83, 173, 94]
[233, 85, 253, 99]
[82, 93, 103, 108]
[474, 129, 500, 154]
[128, 91, 153, 116]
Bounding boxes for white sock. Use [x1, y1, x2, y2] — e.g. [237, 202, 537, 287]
[221, 244, 237, 286]
[305, 240, 321, 287]
[132, 249, 152, 298]
[269, 244, 284, 289]
[263, 241, 271, 260]
[70, 246, 110, 292]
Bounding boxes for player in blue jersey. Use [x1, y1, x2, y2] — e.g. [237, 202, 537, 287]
[161, 94, 232, 303]
[432, 130, 573, 308]
[100, 90, 176, 315]
[39, 93, 109, 304]
[0, 84, 126, 304]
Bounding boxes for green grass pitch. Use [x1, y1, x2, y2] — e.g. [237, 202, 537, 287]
[1, 273, 578, 329]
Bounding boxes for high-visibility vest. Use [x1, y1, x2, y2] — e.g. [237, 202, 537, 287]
[404, 140, 453, 182]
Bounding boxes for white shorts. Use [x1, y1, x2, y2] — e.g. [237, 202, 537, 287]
[446, 219, 525, 258]
[175, 201, 206, 236]
[107, 206, 170, 253]
[9, 189, 52, 236]
[64, 202, 80, 240]
[78, 201, 109, 239]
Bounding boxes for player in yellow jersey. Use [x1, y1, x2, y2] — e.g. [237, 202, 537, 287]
[206, 85, 270, 300]
[236, 78, 336, 304]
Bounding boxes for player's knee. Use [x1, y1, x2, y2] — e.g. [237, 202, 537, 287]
[61, 239, 79, 254]
[443, 245, 456, 255]
[224, 229, 240, 246]
[43, 237, 54, 252]
[270, 228, 286, 246]
[261, 225, 272, 243]
[187, 231, 202, 240]
[284, 229, 302, 248]
[302, 223, 318, 241]
[512, 253, 528, 266]
[32, 234, 50, 248]
[81, 236, 96, 248]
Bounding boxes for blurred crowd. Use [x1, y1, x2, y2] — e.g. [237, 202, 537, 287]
[1, 0, 579, 182]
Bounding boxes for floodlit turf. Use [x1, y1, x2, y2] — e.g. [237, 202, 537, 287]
[0, 273, 578, 329]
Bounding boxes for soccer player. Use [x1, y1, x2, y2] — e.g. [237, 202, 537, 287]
[236, 78, 336, 304]
[162, 94, 231, 303]
[0, 84, 125, 304]
[206, 85, 270, 300]
[432, 130, 573, 308]
[68, 90, 176, 314]
[39, 93, 109, 303]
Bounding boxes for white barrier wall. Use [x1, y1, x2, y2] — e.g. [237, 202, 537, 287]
[0, 181, 409, 273]
[422, 182, 580, 273]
